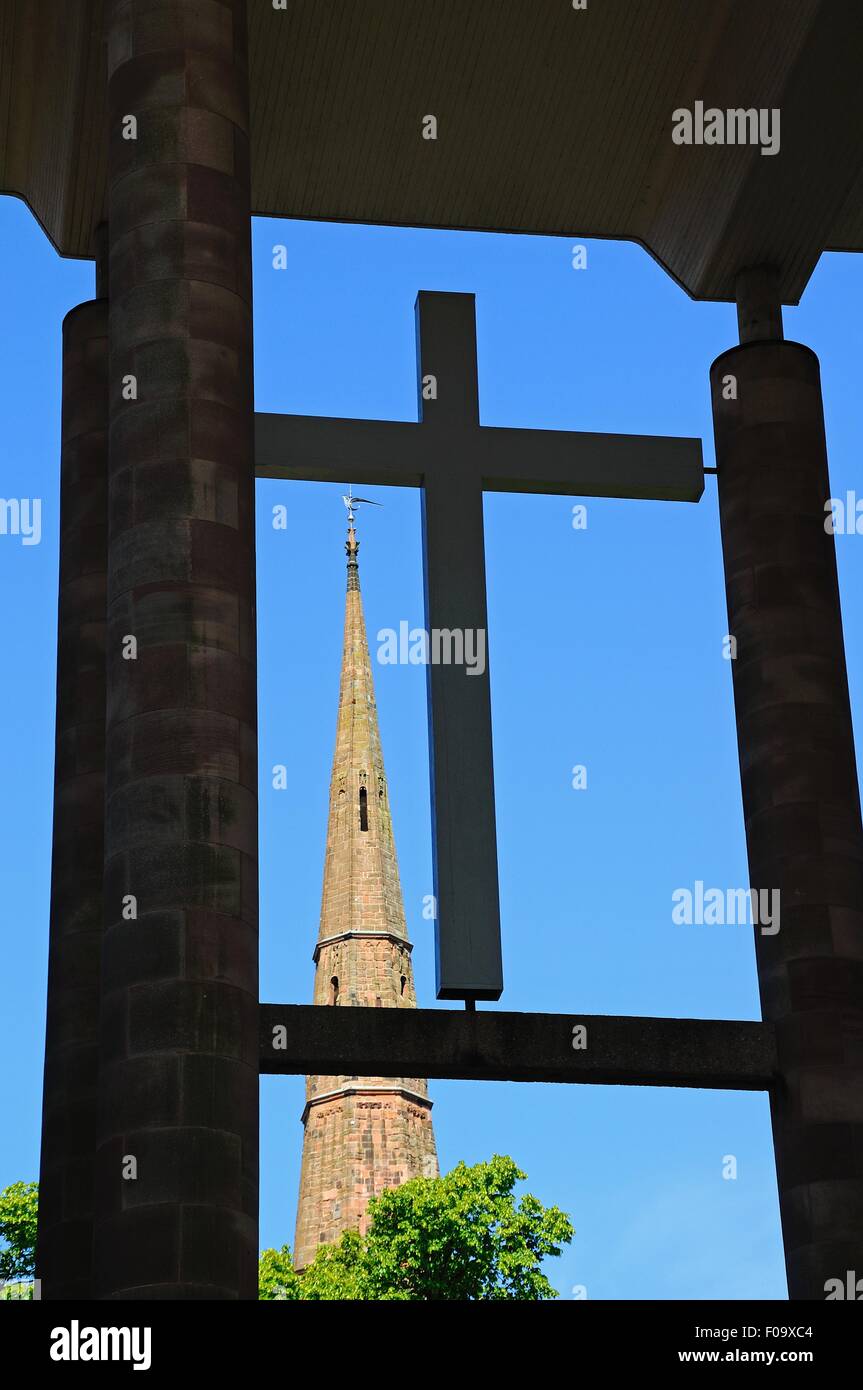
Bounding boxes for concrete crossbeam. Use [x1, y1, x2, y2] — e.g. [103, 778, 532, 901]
[260, 1004, 777, 1091]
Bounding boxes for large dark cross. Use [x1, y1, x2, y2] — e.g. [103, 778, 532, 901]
[256, 292, 703, 1000]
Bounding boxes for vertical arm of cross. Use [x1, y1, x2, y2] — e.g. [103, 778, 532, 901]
[417, 292, 503, 1001]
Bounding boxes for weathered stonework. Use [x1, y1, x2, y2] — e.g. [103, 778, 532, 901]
[294, 525, 438, 1270]
[711, 338, 863, 1300]
[96, 0, 259, 1300]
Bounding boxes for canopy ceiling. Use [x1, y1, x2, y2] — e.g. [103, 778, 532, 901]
[2, 0, 862, 301]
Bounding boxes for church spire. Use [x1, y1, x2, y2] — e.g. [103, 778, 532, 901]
[293, 505, 438, 1270]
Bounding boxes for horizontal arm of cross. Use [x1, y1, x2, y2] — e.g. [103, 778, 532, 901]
[255, 413, 425, 486]
[255, 413, 704, 501]
[476, 426, 703, 501]
[260, 1004, 776, 1090]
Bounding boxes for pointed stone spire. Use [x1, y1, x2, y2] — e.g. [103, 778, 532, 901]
[293, 517, 438, 1270]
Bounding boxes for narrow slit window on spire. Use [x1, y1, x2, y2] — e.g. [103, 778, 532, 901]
[359, 786, 368, 831]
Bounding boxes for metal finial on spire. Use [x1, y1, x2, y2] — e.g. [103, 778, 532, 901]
[342, 484, 382, 527]
[343, 487, 382, 589]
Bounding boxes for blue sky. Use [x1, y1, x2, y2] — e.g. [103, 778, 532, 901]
[3, 196, 863, 1298]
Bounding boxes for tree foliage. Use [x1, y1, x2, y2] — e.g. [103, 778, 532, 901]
[260, 1156, 573, 1300]
[298, 1229, 368, 1301]
[0, 1181, 38, 1290]
[258, 1244, 301, 1300]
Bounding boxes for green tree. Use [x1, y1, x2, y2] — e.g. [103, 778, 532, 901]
[258, 1244, 301, 1300]
[260, 1156, 573, 1300]
[298, 1229, 367, 1301]
[0, 1181, 38, 1297]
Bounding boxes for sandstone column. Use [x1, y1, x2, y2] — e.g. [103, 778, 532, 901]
[37, 240, 109, 1300]
[711, 267, 863, 1299]
[95, 0, 259, 1299]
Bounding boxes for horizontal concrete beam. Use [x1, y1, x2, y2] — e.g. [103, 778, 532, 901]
[260, 1005, 777, 1090]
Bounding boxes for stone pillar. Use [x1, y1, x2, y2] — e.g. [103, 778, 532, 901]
[36, 251, 109, 1300]
[96, 0, 259, 1299]
[711, 272, 863, 1299]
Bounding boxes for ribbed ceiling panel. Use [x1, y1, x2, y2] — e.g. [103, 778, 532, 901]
[1, 0, 862, 302]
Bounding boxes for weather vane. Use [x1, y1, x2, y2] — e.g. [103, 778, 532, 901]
[342, 484, 382, 526]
